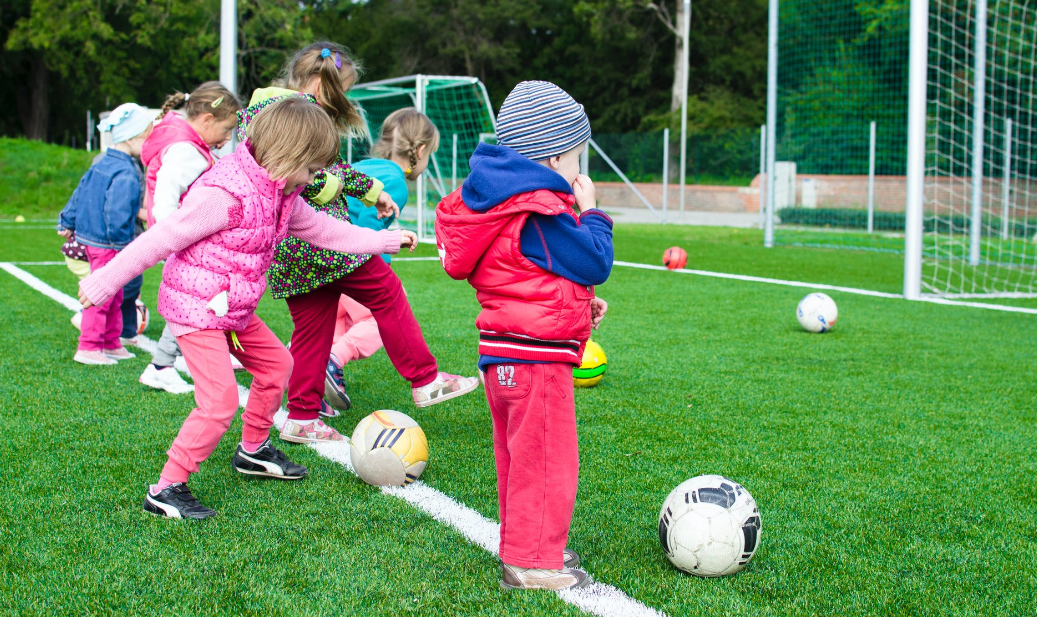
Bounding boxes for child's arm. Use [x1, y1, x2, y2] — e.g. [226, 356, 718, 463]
[287, 196, 414, 255]
[78, 185, 234, 308]
[57, 172, 91, 235]
[152, 143, 210, 223]
[104, 168, 142, 242]
[519, 209, 614, 287]
[303, 161, 399, 219]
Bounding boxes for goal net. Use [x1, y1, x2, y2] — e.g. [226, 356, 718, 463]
[347, 75, 497, 242]
[920, 0, 1037, 298]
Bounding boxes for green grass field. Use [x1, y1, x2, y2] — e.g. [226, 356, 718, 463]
[1, 220, 1035, 616]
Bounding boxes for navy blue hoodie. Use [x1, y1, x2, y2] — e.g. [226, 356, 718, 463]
[462, 143, 613, 287]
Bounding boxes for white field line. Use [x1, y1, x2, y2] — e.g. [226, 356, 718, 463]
[613, 260, 1037, 315]
[7, 258, 1036, 315]
[0, 260, 667, 617]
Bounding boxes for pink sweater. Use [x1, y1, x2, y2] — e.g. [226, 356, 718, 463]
[80, 185, 402, 336]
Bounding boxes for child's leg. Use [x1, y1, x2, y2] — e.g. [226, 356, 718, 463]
[79, 247, 124, 352]
[485, 362, 578, 570]
[161, 329, 240, 482]
[330, 295, 383, 364]
[226, 314, 293, 444]
[284, 284, 342, 421]
[152, 325, 181, 367]
[330, 258, 438, 388]
[119, 274, 144, 339]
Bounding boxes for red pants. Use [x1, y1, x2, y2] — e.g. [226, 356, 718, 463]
[79, 246, 123, 351]
[161, 314, 292, 483]
[485, 362, 579, 569]
[330, 295, 383, 365]
[285, 257, 438, 421]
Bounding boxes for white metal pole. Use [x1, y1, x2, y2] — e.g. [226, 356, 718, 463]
[662, 128, 670, 223]
[219, 0, 237, 156]
[679, 0, 691, 217]
[1001, 116, 1013, 240]
[346, 140, 353, 164]
[868, 120, 877, 233]
[759, 124, 766, 228]
[580, 145, 589, 176]
[969, 0, 988, 265]
[452, 134, 458, 192]
[415, 75, 426, 243]
[86, 110, 92, 152]
[904, 0, 930, 300]
[764, 0, 778, 247]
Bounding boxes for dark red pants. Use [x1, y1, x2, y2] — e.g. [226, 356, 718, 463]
[485, 362, 579, 569]
[285, 257, 438, 420]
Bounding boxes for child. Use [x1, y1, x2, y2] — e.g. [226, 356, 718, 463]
[240, 42, 477, 445]
[58, 103, 154, 366]
[137, 81, 242, 395]
[323, 107, 438, 413]
[435, 81, 614, 590]
[78, 97, 417, 519]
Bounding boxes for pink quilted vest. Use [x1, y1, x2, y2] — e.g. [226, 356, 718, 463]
[157, 141, 299, 332]
[141, 112, 213, 228]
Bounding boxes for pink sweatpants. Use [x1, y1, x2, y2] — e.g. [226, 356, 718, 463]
[330, 295, 384, 365]
[79, 246, 123, 352]
[484, 362, 579, 569]
[160, 314, 292, 483]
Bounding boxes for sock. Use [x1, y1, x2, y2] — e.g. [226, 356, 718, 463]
[150, 476, 177, 495]
[241, 439, 266, 453]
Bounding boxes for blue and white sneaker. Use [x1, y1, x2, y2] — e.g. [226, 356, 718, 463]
[324, 357, 352, 411]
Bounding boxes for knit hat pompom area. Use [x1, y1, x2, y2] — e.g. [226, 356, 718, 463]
[495, 81, 591, 161]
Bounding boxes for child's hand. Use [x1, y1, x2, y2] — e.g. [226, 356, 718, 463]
[57, 229, 72, 240]
[590, 296, 608, 329]
[400, 230, 418, 252]
[375, 191, 400, 219]
[78, 286, 94, 310]
[572, 174, 596, 213]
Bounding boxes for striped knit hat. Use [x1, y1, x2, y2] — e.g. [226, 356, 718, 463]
[496, 81, 591, 161]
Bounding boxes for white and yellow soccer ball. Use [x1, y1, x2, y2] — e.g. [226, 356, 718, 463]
[658, 475, 762, 577]
[350, 410, 428, 487]
[796, 292, 838, 333]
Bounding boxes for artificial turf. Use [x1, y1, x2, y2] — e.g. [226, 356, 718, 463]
[1, 223, 1035, 616]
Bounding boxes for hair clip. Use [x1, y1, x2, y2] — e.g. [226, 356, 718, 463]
[211, 96, 224, 108]
[335, 52, 341, 70]
[184, 92, 190, 101]
[320, 48, 331, 59]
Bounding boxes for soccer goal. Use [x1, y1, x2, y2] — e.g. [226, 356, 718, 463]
[347, 75, 497, 243]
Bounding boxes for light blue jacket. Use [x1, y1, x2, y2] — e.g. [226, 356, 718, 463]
[346, 159, 408, 263]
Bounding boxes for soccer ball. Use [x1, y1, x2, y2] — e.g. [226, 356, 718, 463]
[663, 246, 688, 270]
[573, 340, 607, 387]
[796, 292, 838, 333]
[658, 475, 762, 577]
[350, 410, 428, 487]
[135, 299, 150, 335]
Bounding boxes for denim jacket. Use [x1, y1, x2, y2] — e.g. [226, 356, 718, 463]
[57, 149, 142, 250]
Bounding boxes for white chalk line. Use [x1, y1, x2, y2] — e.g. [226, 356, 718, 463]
[613, 260, 1037, 315]
[0, 261, 667, 617]
[12, 258, 1037, 314]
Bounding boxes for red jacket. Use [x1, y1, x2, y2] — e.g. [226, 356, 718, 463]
[141, 112, 213, 228]
[436, 187, 594, 365]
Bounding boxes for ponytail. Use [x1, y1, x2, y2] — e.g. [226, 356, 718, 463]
[281, 41, 368, 139]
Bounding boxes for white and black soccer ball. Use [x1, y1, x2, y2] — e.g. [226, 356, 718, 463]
[350, 410, 428, 487]
[135, 299, 150, 335]
[796, 292, 838, 333]
[658, 475, 762, 577]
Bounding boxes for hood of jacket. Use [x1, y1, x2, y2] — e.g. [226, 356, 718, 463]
[460, 143, 573, 212]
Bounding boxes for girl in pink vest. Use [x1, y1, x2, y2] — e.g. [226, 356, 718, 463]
[138, 82, 242, 395]
[79, 98, 417, 520]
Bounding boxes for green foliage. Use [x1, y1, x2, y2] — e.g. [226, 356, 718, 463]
[0, 137, 95, 217]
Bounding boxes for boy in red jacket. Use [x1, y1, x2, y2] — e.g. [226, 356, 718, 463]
[435, 81, 613, 590]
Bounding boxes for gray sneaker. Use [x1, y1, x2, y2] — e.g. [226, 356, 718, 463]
[500, 563, 591, 591]
[412, 372, 479, 408]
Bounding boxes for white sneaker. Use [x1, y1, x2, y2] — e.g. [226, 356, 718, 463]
[120, 336, 140, 347]
[70, 311, 82, 331]
[412, 372, 480, 408]
[230, 354, 245, 371]
[140, 364, 194, 394]
[103, 346, 136, 361]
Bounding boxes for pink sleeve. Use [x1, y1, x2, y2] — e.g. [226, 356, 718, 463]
[79, 185, 234, 307]
[287, 196, 402, 256]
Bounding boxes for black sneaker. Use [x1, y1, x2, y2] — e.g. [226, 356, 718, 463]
[232, 439, 308, 480]
[324, 358, 352, 412]
[143, 483, 217, 520]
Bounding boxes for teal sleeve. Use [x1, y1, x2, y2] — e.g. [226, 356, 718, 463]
[346, 159, 409, 263]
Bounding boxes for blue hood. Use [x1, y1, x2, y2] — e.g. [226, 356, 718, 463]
[461, 143, 573, 212]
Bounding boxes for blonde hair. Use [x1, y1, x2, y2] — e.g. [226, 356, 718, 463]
[370, 108, 440, 173]
[277, 41, 367, 139]
[159, 81, 241, 122]
[247, 97, 340, 180]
